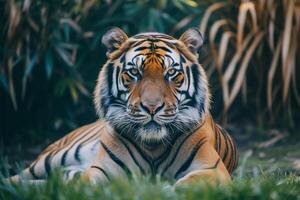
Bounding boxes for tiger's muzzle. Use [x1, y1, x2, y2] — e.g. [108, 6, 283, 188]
[127, 75, 178, 125]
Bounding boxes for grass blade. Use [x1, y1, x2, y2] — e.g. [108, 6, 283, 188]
[267, 0, 275, 51]
[199, 2, 226, 36]
[228, 31, 264, 109]
[282, 29, 297, 103]
[281, 0, 294, 88]
[217, 31, 234, 69]
[8, 59, 17, 110]
[209, 19, 228, 45]
[267, 35, 282, 110]
[224, 33, 253, 82]
[237, 2, 257, 51]
[170, 14, 199, 34]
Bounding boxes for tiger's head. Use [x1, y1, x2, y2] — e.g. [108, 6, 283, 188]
[94, 27, 210, 144]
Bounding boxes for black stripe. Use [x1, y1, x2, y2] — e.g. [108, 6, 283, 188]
[217, 128, 222, 153]
[74, 134, 99, 162]
[163, 41, 177, 49]
[174, 138, 207, 179]
[179, 54, 186, 63]
[161, 132, 197, 175]
[101, 142, 132, 177]
[29, 163, 39, 179]
[155, 45, 172, 52]
[163, 54, 176, 63]
[60, 126, 99, 166]
[148, 38, 170, 43]
[186, 67, 191, 93]
[134, 44, 172, 53]
[213, 123, 219, 153]
[228, 133, 238, 174]
[118, 137, 145, 174]
[191, 64, 205, 114]
[217, 128, 222, 154]
[101, 63, 114, 115]
[161, 124, 205, 176]
[74, 143, 82, 162]
[232, 135, 239, 170]
[131, 40, 147, 48]
[121, 134, 154, 172]
[91, 166, 110, 181]
[115, 66, 120, 92]
[220, 127, 229, 162]
[44, 153, 52, 176]
[119, 54, 126, 63]
[134, 46, 150, 51]
[226, 133, 234, 173]
[153, 146, 173, 168]
[213, 122, 222, 153]
[202, 158, 221, 170]
[61, 150, 68, 166]
[173, 92, 180, 103]
[150, 42, 156, 52]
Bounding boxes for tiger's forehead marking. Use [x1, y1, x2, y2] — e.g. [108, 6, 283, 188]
[122, 34, 182, 72]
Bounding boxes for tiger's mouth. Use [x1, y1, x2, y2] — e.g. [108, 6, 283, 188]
[125, 104, 178, 143]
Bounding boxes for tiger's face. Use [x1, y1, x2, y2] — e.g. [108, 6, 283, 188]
[95, 28, 210, 144]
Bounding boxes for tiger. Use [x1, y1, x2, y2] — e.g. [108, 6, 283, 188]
[8, 27, 238, 186]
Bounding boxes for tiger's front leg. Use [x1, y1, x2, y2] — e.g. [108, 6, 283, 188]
[175, 163, 231, 186]
[175, 144, 231, 186]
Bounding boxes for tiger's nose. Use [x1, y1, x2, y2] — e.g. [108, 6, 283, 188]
[140, 101, 164, 115]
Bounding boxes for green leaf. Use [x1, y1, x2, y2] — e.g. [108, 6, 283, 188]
[63, 23, 71, 42]
[22, 54, 37, 99]
[0, 73, 9, 93]
[69, 84, 78, 103]
[24, 54, 37, 77]
[55, 45, 73, 66]
[45, 51, 53, 79]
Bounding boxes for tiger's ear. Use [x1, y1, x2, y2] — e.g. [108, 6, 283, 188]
[102, 27, 128, 54]
[179, 28, 204, 54]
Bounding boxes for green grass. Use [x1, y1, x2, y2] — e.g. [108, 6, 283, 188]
[1, 138, 300, 199]
[0, 171, 299, 200]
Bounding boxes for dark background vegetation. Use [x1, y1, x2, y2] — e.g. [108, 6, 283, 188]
[0, 0, 299, 160]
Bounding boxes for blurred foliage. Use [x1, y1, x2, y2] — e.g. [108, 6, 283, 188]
[200, 0, 300, 126]
[0, 0, 299, 147]
[0, 0, 208, 145]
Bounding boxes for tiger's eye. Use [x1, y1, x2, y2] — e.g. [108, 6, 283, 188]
[130, 68, 138, 75]
[167, 68, 176, 76]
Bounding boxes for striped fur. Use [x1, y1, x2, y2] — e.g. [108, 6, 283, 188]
[8, 28, 238, 185]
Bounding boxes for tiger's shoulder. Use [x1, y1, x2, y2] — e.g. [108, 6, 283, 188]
[40, 120, 108, 155]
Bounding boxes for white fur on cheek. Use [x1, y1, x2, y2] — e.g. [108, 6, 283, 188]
[176, 107, 200, 124]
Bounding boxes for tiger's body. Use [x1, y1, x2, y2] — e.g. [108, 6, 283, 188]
[10, 116, 237, 184]
[9, 28, 238, 185]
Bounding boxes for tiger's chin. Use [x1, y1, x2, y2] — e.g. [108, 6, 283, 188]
[137, 122, 168, 145]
